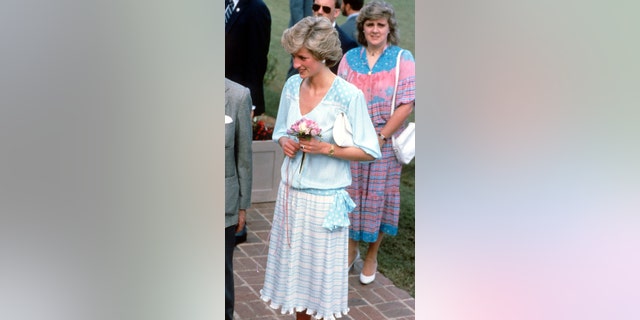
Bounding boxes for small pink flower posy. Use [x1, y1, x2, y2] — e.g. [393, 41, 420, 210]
[286, 118, 322, 172]
[287, 118, 322, 139]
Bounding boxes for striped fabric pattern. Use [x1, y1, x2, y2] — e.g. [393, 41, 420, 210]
[260, 183, 350, 320]
[348, 140, 402, 242]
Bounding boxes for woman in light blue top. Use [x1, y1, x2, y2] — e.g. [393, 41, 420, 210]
[260, 16, 381, 320]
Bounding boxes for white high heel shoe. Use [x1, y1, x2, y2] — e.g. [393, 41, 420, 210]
[359, 259, 377, 285]
[348, 250, 360, 271]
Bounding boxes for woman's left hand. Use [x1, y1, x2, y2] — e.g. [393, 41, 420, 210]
[298, 137, 323, 154]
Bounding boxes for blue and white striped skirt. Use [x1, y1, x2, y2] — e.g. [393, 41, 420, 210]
[260, 182, 350, 320]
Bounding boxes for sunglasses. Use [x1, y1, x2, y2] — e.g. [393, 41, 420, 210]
[312, 4, 333, 14]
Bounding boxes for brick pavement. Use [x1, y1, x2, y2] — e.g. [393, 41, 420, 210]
[233, 201, 415, 320]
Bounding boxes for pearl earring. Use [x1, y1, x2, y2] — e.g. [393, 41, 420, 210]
[322, 59, 326, 64]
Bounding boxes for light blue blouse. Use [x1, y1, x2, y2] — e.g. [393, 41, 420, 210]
[272, 75, 381, 190]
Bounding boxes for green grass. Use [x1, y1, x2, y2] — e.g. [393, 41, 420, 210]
[377, 159, 415, 296]
[262, 0, 415, 297]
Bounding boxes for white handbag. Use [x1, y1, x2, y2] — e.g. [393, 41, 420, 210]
[393, 122, 415, 164]
[333, 111, 354, 147]
[391, 49, 416, 165]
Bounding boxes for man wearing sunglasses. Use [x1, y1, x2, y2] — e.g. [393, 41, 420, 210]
[290, 0, 357, 76]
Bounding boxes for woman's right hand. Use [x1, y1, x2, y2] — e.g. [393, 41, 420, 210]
[279, 137, 301, 158]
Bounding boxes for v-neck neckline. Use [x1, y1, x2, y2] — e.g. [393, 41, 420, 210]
[298, 76, 337, 117]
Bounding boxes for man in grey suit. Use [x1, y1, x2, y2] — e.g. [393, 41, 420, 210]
[225, 78, 253, 320]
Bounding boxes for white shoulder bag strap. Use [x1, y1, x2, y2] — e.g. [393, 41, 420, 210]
[390, 49, 404, 117]
[389, 49, 416, 164]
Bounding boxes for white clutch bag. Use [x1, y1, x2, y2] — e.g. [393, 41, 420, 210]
[333, 112, 354, 147]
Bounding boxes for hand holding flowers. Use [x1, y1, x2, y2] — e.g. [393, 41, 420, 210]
[287, 118, 322, 172]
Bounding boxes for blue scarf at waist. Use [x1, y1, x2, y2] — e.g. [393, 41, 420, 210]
[296, 187, 355, 231]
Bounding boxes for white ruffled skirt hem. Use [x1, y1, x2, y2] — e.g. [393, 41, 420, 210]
[260, 294, 349, 320]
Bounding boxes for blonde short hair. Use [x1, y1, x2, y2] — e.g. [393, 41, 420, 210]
[281, 16, 343, 68]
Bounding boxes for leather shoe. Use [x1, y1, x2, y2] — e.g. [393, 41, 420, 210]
[234, 225, 247, 246]
[359, 260, 377, 285]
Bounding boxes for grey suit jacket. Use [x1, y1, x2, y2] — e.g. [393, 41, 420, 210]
[225, 78, 253, 228]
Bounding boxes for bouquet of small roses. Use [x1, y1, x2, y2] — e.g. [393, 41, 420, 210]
[287, 118, 322, 172]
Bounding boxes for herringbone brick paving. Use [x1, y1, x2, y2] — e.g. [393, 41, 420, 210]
[233, 202, 415, 320]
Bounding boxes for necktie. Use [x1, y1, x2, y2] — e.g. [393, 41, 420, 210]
[225, 0, 234, 24]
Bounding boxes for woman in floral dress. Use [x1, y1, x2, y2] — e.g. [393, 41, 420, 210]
[337, 0, 416, 285]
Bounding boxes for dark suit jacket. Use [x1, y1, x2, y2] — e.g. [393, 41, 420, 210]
[289, 0, 313, 27]
[225, 78, 253, 228]
[340, 13, 358, 42]
[225, 0, 271, 115]
[332, 25, 359, 74]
